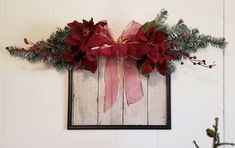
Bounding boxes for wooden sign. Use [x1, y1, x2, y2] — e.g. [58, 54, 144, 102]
[67, 58, 171, 129]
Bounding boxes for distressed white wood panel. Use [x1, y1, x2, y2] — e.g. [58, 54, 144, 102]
[123, 75, 148, 125]
[225, 0, 235, 142]
[73, 70, 98, 125]
[148, 71, 167, 125]
[98, 58, 123, 125]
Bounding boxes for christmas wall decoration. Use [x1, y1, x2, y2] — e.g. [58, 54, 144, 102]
[5, 9, 227, 113]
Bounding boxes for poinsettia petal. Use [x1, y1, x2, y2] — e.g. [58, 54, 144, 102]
[84, 24, 113, 49]
[82, 19, 89, 27]
[86, 51, 96, 62]
[136, 28, 149, 42]
[87, 33, 113, 48]
[139, 44, 151, 55]
[158, 43, 167, 51]
[147, 48, 160, 63]
[68, 20, 82, 32]
[89, 18, 94, 26]
[72, 33, 82, 42]
[156, 31, 168, 43]
[64, 36, 80, 46]
[164, 54, 173, 61]
[83, 18, 94, 28]
[141, 59, 154, 74]
[86, 60, 97, 73]
[128, 43, 150, 58]
[145, 27, 156, 39]
[156, 62, 168, 76]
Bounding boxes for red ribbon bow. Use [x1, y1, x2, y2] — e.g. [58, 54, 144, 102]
[65, 19, 144, 111]
[97, 21, 144, 111]
[65, 19, 171, 112]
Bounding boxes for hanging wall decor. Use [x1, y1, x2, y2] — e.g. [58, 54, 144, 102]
[5, 9, 227, 129]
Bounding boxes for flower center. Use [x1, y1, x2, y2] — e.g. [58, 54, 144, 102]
[83, 28, 91, 37]
[147, 40, 155, 46]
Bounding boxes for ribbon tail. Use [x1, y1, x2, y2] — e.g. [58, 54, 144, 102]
[104, 56, 119, 112]
[123, 58, 143, 105]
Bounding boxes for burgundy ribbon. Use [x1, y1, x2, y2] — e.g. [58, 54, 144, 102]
[103, 21, 144, 111]
[104, 56, 119, 111]
[88, 21, 144, 112]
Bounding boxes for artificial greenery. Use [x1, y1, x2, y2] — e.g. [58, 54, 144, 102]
[7, 27, 73, 70]
[5, 9, 227, 74]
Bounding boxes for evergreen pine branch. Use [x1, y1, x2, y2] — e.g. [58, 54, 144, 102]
[142, 8, 169, 32]
[166, 61, 176, 73]
[168, 19, 227, 54]
[46, 27, 70, 49]
[6, 45, 74, 71]
[7, 46, 42, 63]
[5, 27, 74, 70]
[196, 35, 227, 49]
[155, 9, 168, 26]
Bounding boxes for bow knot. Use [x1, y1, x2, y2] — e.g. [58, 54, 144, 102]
[65, 19, 145, 112]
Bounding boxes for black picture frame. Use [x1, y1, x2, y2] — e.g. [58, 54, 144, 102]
[67, 70, 171, 130]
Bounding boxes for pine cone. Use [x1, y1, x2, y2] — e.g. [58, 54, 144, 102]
[206, 128, 216, 138]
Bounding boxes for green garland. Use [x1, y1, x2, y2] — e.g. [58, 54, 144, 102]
[5, 9, 227, 74]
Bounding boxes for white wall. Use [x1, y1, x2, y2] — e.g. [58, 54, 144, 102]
[0, 0, 234, 148]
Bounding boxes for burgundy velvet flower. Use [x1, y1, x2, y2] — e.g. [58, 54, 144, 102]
[64, 18, 113, 73]
[135, 27, 172, 75]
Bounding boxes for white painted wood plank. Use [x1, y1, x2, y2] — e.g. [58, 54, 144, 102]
[98, 58, 123, 125]
[73, 70, 98, 125]
[148, 71, 167, 125]
[123, 75, 148, 125]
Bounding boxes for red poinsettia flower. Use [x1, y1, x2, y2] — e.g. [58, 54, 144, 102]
[65, 18, 108, 47]
[136, 27, 172, 63]
[135, 27, 172, 75]
[64, 18, 113, 73]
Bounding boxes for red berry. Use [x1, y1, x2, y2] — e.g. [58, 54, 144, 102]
[24, 38, 29, 45]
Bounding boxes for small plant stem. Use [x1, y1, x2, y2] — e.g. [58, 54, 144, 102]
[193, 140, 200, 148]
